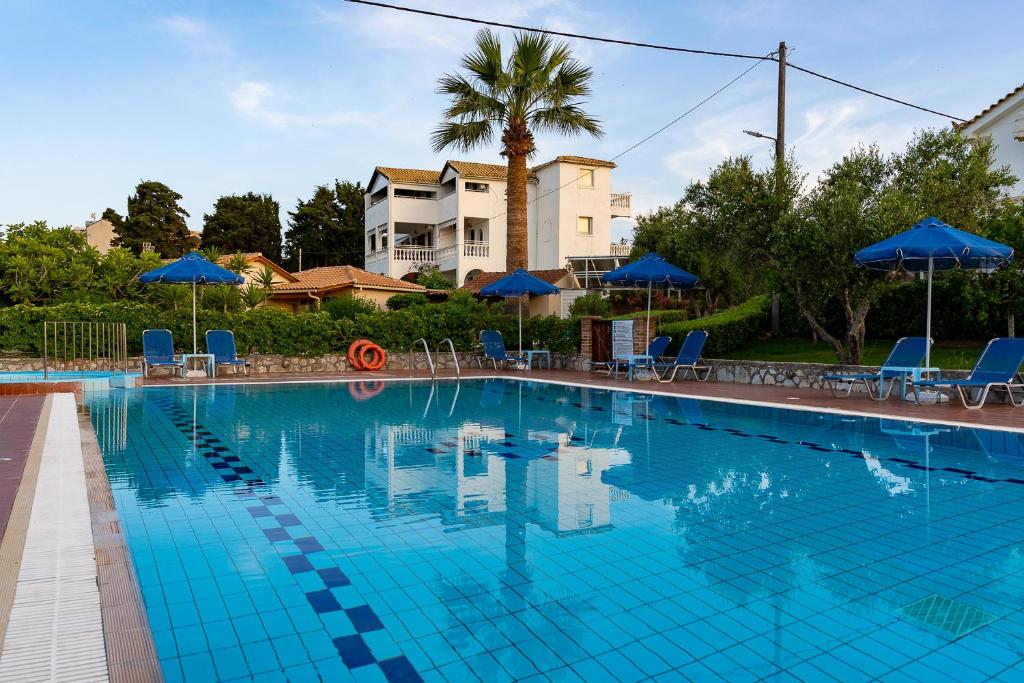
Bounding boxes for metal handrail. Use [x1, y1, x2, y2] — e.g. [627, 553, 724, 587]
[411, 338, 435, 378]
[437, 338, 460, 378]
[43, 321, 128, 380]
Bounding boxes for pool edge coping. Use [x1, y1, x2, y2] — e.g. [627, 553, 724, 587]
[138, 373, 1024, 435]
[79, 404, 164, 683]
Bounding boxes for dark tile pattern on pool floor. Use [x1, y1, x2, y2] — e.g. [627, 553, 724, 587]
[153, 394, 422, 682]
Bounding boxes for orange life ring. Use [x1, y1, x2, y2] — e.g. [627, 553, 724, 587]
[359, 343, 387, 371]
[349, 380, 385, 401]
[348, 339, 373, 370]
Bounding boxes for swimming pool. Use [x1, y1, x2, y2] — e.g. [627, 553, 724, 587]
[0, 370, 140, 390]
[86, 379, 1024, 681]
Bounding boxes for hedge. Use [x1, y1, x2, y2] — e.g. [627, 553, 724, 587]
[0, 297, 579, 357]
[612, 308, 692, 325]
[659, 294, 770, 357]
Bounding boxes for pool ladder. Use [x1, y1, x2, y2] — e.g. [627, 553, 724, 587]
[409, 338, 460, 379]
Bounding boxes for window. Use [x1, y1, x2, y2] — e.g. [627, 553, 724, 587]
[380, 228, 388, 249]
[394, 188, 436, 200]
[465, 182, 489, 192]
[368, 232, 377, 253]
[577, 216, 593, 235]
[578, 168, 595, 187]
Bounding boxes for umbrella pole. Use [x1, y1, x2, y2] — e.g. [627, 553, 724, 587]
[192, 281, 197, 355]
[925, 257, 933, 369]
[518, 296, 523, 355]
[646, 282, 652, 349]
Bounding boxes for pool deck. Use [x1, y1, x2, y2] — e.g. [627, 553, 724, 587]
[0, 396, 45, 540]
[143, 367, 1024, 432]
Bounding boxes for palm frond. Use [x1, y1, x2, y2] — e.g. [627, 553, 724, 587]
[530, 105, 603, 138]
[431, 119, 495, 153]
[461, 29, 504, 87]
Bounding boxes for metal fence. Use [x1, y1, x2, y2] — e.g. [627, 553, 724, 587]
[43, 321, 129, 379]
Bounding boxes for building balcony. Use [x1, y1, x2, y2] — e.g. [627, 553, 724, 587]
[393, 245, 436, 263]
[609, 243, 632, 257]
[437, 241, 490, 269]
[611, 192, 632, 217]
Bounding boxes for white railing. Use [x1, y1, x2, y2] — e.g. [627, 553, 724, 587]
[463, 241, 489, 257]
[436, 245, 457, 261]
[43, 321, 128, 378]
[393, 246, 436, 262]
[609, 243, 632, 256]
[611, 192, 631, 210]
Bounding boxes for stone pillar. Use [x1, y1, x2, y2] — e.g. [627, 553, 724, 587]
[633, 316, 659, 353]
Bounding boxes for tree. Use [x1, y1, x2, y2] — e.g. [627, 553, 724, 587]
[95, 247, 164, 301]
[101, 207, 124, 233]
[433, 29, 602, 270]
[416, 266, 455, 290]
[0, 222, 99, 304]
[283, 181, 365, 270]
[982, 200, 1024, 336]
[202, 193, 283, 262]
[115, 181, 193, 257]
[773, 129, 1015, 363]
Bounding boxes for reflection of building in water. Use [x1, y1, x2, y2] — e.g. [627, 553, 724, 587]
[364, 422, 626, 535]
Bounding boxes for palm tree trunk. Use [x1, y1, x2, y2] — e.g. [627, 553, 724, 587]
[506, 152, 529, 271]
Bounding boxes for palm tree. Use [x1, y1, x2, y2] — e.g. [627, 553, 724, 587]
[433, 30, 602, 270]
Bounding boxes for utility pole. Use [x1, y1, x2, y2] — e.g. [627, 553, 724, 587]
[770, 41, 786, 335]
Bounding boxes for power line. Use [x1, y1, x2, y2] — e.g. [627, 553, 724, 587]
[345, 0, 767, 61]
[345, 0, 966, 122]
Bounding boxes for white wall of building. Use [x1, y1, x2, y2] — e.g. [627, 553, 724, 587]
[963, 88, 1024, 199]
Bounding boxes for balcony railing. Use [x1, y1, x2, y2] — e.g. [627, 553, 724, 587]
[609, 243, 632, 257]
[611, 192, 632, 210]
[393, 246, 436, 262]
[437, 241, 490, 262]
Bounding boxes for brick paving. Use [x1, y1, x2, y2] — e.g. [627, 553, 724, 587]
[0, 396, 44, 541]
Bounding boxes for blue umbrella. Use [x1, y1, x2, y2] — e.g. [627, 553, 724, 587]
[480, 269, 560, 353]
[139, 251, 245, 354]
[855, 216, 1013, 368]
[603, 253, 699, 348]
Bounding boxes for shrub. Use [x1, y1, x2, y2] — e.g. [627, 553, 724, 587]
[322, 295, 379, 320]
[386, 293, 430, 310]
[659, 294, 770, 357]
[611, 308, 691, 324]
[568, 292, 610, 318]
[416, 268, 456, 290]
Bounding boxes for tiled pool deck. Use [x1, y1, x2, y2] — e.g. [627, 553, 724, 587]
[1, 368, 1023, 681]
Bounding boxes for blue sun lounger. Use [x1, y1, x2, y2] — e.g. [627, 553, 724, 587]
[912, 338, 1024, 410]
[655, 330, 710, 382]
[478, 330, 525, 370]
[821, 336, 930, 399]
[205, 330, 251, 376]
[141, 329, 183, 378]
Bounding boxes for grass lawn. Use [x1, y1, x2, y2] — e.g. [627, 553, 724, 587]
[720, 337, 983, 369]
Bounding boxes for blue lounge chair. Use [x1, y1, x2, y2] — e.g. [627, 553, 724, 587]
[607, 336, 672, 379]
[912, 338, 1024, 410]
[478, 330, 525, 370]
[205, 330, 251, 376]
[141, 329, 183, 378]
[821, 336, 930, 400]
[655, 330, 710, 382]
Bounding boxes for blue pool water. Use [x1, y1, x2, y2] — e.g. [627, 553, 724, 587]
[87, 380, 1024, 681]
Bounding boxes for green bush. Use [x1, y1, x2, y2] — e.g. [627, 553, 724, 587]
[322, 295, 380, 320]
[659, 294, 770, 357]
[568, 292, 610, 318]
[611, 308, 691, 324]
[386, 293, 430, 310]
[0, 296, 581, 357]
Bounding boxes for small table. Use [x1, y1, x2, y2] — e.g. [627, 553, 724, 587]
[882, 366, 940, 400]
[522, 350, 551, 371]
[627, 354, 654, 382]
[181, 353, 216, 378]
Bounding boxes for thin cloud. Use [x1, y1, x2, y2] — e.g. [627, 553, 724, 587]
[159, 15, 232, 55]
[229, 81, 377, 129]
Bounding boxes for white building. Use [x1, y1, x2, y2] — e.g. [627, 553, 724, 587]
[363, 155, 632, 285]
[960, 82, 1024, 199]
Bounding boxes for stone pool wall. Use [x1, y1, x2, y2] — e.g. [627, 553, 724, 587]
[706, 359, 970, 391]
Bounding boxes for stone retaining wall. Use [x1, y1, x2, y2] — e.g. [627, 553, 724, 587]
[0, 351, 592, 375]
[706, 359, 969, 391]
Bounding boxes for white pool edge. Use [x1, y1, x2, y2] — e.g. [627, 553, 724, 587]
[138, 373, 1024, 435]
[0, 393, 108, 682]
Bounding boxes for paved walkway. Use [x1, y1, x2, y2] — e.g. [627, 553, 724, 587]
[0, 396, 44, 541]
[144, 368, 1024, 432]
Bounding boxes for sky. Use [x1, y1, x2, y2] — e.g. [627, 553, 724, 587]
[2, 0, 1022, 243]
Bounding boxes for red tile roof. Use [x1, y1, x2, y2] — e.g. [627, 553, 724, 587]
[461, 269, 570, 294]
[958, 82, 1024, 129]
[273, 265, 425, 294]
